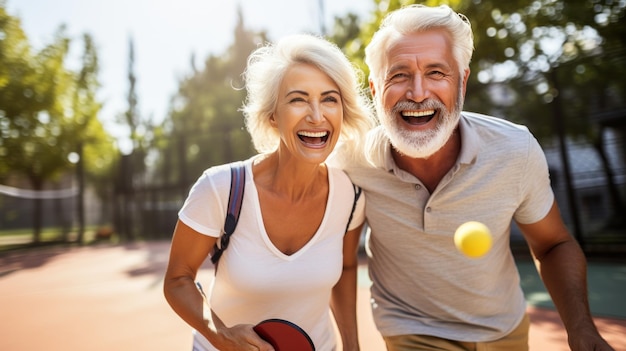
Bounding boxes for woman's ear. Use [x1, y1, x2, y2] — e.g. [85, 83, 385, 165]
[269, 114, 277, 127]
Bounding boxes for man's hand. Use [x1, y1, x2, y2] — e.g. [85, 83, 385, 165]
[568, 329, 614, 351]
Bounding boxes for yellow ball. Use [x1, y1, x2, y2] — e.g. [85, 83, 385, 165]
[454, 221, 493, 258]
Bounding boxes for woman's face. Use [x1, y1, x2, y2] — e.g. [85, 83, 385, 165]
[272, 63, 343, 164]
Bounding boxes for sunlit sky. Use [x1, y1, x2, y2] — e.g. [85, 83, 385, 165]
[7, 0, 373, 148]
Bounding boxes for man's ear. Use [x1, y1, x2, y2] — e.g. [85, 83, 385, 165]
[369, 78, 376, 98]
[461, 68, 470, 97]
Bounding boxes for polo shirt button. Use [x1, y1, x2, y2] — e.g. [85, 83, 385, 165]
[426, 207, 432, 213]
[415, 184, 421, 190]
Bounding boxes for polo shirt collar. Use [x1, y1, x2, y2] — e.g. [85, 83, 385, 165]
[457, 112, 480, 165]
[367, 112, 480, 172]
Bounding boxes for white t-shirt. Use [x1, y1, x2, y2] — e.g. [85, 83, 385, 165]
[179, 156, 365, 351]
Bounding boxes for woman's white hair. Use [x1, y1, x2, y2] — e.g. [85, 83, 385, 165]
[365, 4, 474, 87]
[241, 33, 374, 154]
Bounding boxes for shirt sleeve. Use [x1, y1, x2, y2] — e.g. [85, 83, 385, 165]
[514, 134, 555, 224]
[347, 190, 366, 231]
[178, 166, 229, 237]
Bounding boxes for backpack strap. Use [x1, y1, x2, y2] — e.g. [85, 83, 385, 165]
[344, 184, 362, 233]
[210, 162, 246, 265]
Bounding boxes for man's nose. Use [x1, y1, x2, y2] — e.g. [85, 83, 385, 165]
[406, 75, 429, 102]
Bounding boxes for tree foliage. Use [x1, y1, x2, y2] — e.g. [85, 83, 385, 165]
[457, 0, 626, 142]
[71, 33, 116, 181]
[0, 9, 71, 187]
[0, 5, 115, 241]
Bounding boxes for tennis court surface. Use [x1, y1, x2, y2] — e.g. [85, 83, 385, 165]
[1, 241, 624, 350]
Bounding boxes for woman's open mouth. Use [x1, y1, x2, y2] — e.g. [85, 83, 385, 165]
[297, 130, 330, 146]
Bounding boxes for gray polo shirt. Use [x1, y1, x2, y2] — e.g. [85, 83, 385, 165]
[337, 112, 554, 341]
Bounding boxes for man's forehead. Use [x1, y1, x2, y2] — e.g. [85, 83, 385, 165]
[386, 30, 452, 59]
[383, 30, 455, 71]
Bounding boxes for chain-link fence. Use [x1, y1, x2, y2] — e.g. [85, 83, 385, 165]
[544, 131, 626, 253]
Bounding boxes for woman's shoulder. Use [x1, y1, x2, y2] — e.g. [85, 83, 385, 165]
[327, 164, 350, 180]
[327, 165, 359, 195]
[198, 159, 253, 189]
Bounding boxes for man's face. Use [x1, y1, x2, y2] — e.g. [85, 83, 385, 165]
[371, 28, 469, 159]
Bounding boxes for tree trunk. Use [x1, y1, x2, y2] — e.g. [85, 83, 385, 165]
[76, 141, 86, 244]
[31, 178, 43, 245]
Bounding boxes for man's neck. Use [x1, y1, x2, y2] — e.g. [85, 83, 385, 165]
[392, 128, 461, 193]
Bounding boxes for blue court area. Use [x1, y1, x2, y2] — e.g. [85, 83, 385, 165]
[517, 259, 626, 319]
[357, 258, 626, 320]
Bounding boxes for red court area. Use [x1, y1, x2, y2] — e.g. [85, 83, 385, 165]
[0, 241, 624, 351]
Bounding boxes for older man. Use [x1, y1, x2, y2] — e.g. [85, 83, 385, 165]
[334, 4, 614, 351]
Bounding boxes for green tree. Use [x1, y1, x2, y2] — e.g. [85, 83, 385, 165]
[70, 33, 115, 244]
[0, 11, 73, 242]
[456, 0, 626, 139]
[0, 5, 114, 243]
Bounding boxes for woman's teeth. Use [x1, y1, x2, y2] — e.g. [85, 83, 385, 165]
[298, 131, 329, 144]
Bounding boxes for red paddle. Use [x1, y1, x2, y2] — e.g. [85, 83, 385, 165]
[253, 318, 315, 351]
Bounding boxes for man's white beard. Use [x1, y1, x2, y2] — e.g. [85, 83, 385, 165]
[378, 90, 463, 159]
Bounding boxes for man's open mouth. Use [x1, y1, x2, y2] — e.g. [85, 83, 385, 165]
[401, 109, 436, 125]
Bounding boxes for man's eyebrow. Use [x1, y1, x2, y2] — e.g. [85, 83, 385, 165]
[425, 62, 452, 71]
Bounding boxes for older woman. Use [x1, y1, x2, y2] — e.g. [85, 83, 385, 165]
[164, 33, 374, 351]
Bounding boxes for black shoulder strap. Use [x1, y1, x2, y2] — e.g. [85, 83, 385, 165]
[344, 184, 362, 233]
[210, 162, 246, 265]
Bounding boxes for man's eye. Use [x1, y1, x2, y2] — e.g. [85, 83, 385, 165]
[390, 73, 408, 80]
[429, 71, 446, 77]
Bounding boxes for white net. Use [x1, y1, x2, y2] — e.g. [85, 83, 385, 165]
[0, 184, 78, 199]
[0, 184, 79, 234]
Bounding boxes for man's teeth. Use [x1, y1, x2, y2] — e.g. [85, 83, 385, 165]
[402, 110, 435, 117]
[298, 131, 328, 137]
